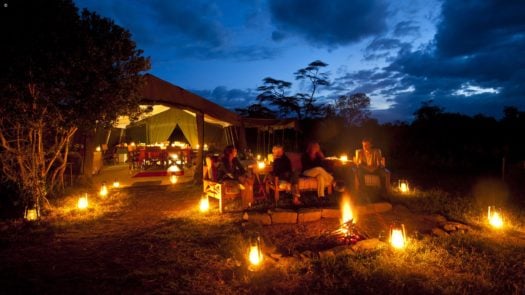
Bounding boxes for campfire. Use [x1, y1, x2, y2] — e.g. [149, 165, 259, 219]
[331, 196, 366, 244]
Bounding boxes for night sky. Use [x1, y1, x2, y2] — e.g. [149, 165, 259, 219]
[74, 0, 525, 122]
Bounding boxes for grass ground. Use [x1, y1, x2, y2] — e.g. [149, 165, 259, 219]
[0, 181, 524, 294]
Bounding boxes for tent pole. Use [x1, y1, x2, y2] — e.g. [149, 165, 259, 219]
[194, 111, 204, 184]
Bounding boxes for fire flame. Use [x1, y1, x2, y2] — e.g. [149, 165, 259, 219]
[199, 197, 209, 212]
[390, 229, 406, 249]
[340, 154, 348, 162]
[341, 197, 354, 224]
[488, 207, 503, 229]
[249, 245, 262, 266]
[78, 195, 88, 210]
[170, 175, 178, 184]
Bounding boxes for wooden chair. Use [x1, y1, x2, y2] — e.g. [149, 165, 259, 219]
[202, 156, 242, 213]
[266, 152, 333, 202]
[353, 152, 391, 193]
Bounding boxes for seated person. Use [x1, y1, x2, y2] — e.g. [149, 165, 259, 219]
[301, 142, 334, 198]
[354, 138, 390, 192]
[271, 145, 301, 205]
[217, 145, 254, 208]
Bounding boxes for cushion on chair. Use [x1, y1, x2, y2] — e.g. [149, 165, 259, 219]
[298, 177, 320, 191]
[364, 174, 381, 187]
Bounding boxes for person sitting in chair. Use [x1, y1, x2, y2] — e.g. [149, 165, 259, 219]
[272, 145, 301, 205]
[217, 145, 254, 208]
[354, 138, 390, 193]
[301, 142, 334, 199]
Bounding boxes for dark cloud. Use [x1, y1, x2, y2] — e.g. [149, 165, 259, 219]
[393, 21, 420, 37]
[192, 86, 257, 109]
[75, 0, 277, 61]
[373, 0, 525, 121]
[268, 0, 388, 46]
[363, 37, 410, 61]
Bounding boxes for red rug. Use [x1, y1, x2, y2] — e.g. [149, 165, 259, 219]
[133, 171, 184, 178]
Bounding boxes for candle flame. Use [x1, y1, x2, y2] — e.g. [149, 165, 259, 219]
[170, 175, 178, 184]
[488, 207, 503, 229]
[390, 229, 406, 249]
[257, 161, 266, 169]
[199, 197, 209, 212]
[249, 245, 262, 265]
[340, 154, 348, 162]
[112, 181, 120, 188]
[399, 181, 409, 193]
[99, 184, 108, 197]
[78, 196, 88, 210]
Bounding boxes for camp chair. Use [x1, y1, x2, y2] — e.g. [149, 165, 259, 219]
[353, 153, 391, 193]
[267, 152, 333, 203]
[202, 156, 242, 213]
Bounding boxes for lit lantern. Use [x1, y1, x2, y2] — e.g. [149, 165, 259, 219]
[95, 146, 101, 152]
[488, 206, 503, 229]
[390, 223, 407, 249]
[398, 180, 410, 193]
[199, 195, 209, 212]
[112, 180, 120, 188]
[99, 182, 108, 197]
[78, 194, 89, 210]
[204, 144, 208, 150]
[248, 236, 263, 271]
[170, 175, 178, 184]
[257, 161, 266, 170]
[340, 154, 348, 163]
[24, 207, 39, 221]
[256, 154, 261, 161]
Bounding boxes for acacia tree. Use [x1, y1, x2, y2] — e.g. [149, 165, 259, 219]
[294, 60, 330, 118]
[335, 92, 371, 126]
[256, 77, 300, 118]
[0, 0, 149, 212]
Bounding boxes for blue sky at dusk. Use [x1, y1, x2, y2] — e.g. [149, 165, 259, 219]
[75, 0, 525, 122]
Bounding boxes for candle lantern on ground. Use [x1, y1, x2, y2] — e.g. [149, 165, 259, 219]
[199, 195, 210, 212]
[112, 179, 120, 188]
[390, 223, 407, 250]
[398, 180, 410, 193]
[170, 175, 178, 184]
[78, 194, 89, 210]
[99, 182, 108, 197]
[24, 207, 39, 221]
[248, 236, 263, 271]
[488, 206, 503, 229]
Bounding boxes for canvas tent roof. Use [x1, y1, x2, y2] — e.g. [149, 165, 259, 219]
[140, 74, 242, 127]
[118, 74, 243, 149]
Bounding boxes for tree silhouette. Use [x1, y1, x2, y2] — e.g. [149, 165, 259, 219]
[256, 77, 300, 118]
[235, 103, 277, 119]
[335, 92, 371, 125]
[294, 60, 330, 118]
[0, 0, 149, 211]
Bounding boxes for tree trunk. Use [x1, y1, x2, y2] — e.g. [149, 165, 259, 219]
[82, 129, 97, 178]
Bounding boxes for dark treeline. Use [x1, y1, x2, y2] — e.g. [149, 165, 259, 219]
[248, 105, 525, 180]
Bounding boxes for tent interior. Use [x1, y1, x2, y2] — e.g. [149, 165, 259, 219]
[98, 104, 236, 153]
